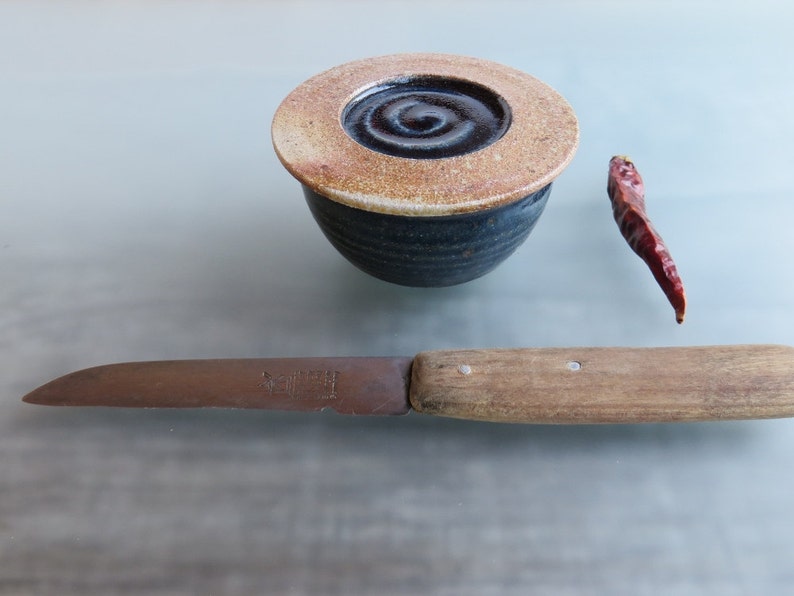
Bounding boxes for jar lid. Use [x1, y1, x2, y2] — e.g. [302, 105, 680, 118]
[272, 53, 578, 216]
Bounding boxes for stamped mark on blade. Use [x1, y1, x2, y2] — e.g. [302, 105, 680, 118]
[259, 370, 340, 401]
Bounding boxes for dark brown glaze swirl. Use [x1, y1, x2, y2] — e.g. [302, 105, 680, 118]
[342, 76, 511, 159]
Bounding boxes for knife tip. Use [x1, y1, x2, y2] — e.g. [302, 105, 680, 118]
[21, 365, 107, 407]
[22, 375, 76, 406]
[22, 388, 56, 406]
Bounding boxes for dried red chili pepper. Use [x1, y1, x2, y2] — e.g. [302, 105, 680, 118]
[608, 155, 686, 323]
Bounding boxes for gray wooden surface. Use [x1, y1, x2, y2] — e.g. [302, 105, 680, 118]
[2, 2, 794, 594]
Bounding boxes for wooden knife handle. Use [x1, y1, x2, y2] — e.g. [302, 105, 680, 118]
[409, 345, 794, 423]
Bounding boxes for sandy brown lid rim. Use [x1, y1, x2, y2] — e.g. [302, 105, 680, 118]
[271, 53, 579, 216]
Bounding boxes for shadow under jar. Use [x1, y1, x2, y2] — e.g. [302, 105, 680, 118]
[272, 54, 579, 287]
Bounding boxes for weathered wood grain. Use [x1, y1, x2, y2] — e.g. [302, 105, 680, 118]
[411, 346, 794, 423]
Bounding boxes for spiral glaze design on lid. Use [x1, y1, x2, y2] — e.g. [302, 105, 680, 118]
[272, 53, 579, 216]
[342, 77, 511, 160]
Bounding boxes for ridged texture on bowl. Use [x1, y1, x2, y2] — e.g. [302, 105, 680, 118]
[304, 184, 551, 287]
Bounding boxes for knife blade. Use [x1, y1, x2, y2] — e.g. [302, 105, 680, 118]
[22, 345, 794, 424]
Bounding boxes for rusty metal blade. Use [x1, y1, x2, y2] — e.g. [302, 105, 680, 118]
[22, 357, 413, 416]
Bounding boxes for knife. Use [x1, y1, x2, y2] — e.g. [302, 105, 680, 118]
[22, 345, 794, 424]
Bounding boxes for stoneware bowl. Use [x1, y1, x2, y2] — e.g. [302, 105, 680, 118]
[271, 53, 579, 287]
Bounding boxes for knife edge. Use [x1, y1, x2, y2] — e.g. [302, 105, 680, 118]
[22, 357, 414, 416]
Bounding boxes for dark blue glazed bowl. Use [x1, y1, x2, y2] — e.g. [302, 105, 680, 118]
[303, 184, 551, 287]
[272, 54, 578, 287]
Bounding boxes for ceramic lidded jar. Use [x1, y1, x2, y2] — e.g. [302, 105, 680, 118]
[271, 53, 579, 287]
